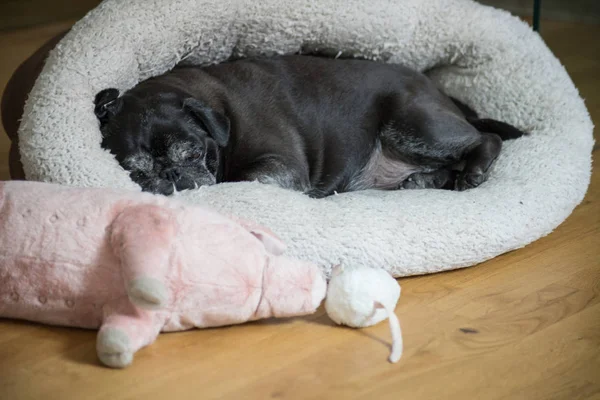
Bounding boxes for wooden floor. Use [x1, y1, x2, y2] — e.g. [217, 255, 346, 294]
[0, 19, 599, 400]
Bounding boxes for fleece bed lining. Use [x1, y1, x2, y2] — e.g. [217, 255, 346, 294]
[18, 0, 594, 277]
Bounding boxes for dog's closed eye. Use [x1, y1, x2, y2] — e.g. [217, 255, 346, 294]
[168, 142, 203, 163]
[187, 151, 203, 161]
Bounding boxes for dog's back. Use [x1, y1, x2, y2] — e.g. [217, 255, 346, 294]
[99, 56, 525, 196]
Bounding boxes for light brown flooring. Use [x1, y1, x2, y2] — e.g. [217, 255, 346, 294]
[0, 19, 599, 400]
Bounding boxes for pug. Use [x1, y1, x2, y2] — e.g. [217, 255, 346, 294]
[95, 55, 525, 197]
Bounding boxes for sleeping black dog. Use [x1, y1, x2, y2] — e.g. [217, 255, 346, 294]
[95, 55, 525, 197]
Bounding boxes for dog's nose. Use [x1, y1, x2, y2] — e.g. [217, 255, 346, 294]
[159, 167, 181, 182]
[175, 175, 196, 192]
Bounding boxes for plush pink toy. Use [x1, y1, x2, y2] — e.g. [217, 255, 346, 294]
[0, 181, 326, 368]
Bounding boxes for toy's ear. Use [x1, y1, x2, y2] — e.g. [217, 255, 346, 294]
[249, 228, 287, 256]
[228, 215, 287, 255]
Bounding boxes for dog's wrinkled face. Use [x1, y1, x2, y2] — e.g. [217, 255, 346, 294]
[94, 88, 230, 195]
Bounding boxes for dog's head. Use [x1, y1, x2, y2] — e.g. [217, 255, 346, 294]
[94, 88, 230, 195]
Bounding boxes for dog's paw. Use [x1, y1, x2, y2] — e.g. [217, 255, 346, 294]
[402, 170, 452, 190]
[401, 179, 420, 190]
[304, 188, 329, 199]
[97, 328, 134, 368]
[455, 171, 486, 191]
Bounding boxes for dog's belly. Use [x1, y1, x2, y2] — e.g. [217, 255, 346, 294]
[347, 143, 420, 191]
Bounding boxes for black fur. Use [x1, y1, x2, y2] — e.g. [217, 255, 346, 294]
[95, 56, 526, 196]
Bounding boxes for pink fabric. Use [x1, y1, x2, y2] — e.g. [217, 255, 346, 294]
[0, 181, 326, 366]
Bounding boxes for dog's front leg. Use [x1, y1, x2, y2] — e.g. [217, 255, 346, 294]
[240, 155, 310, 193]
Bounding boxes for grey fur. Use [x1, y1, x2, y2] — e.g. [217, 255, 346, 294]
[347, 140, 421, 191]
[122, 152, 154, 172]
[245, 157, 311, 192]
[121, 139, 215, 195]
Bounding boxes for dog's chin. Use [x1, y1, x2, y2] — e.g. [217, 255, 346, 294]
[138, 173, 216, 196]
[140, 180, 176, 196]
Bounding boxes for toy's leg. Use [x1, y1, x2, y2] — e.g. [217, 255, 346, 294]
[110, 204, 178, 309]
[96, 301, 163, 368]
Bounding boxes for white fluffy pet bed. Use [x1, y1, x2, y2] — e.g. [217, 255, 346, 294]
[18, 0, 594, 277]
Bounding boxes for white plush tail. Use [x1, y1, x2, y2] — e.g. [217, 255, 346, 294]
[375, 301, 403, 363]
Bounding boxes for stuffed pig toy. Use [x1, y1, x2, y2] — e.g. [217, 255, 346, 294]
[0, 181, 327, 368]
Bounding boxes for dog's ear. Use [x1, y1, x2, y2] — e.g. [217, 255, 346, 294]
[183, 98, 230, 147]
[94, 88, 121, 123]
